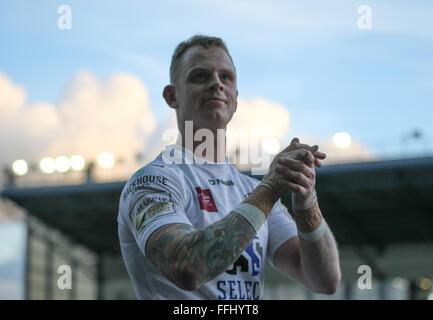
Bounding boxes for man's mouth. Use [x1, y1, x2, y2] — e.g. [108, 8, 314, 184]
[204, 97, 226, 104]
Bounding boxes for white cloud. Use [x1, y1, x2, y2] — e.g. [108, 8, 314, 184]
[144, 110, 178, 161]
[226, 97, 375, 170]
[229, 97, 290, 137]
[0, 71, 158, 184]
[227, 97, 290, 159]
[0, 73, 60, 163]
[0, 73, 26, 114]
[49, 70, 156, 160]
[0, 71, 376, 186]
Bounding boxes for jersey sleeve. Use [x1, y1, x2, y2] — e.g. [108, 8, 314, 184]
[119, 164, 193, 256]
[266, 199, 298, 270]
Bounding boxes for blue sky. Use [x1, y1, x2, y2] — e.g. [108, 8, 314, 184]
[1, 0, 432, 153]
[1, 0, 433, 298]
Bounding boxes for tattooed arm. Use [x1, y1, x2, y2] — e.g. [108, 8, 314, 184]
[144, 138, 327, 291]
[145, 184, 278, 291]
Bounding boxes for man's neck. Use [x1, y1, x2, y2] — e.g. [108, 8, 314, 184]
[175, 128, 227, 163]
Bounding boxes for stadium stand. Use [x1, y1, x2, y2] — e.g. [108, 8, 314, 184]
[2, 156, 433, 299]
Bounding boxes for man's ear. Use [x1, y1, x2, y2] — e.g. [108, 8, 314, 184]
[163, 85, 178, 109]
[234, 89, 238, 113]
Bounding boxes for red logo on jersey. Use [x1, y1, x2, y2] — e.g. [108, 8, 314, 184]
[196, 187, 218, 212]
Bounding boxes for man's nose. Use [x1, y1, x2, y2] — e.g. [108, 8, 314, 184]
[208, 74, 223, 91]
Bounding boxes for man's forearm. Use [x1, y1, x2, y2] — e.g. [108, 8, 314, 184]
[298, 228, 341, 294]
[293, 202, 341, 294]
[146, 184, 277, 291]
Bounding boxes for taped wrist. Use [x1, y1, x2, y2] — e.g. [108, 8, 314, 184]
[243, 182, 279, 217]
[258, 181, 281, 200]
[292, 198, 321, 230]
[293, 200, 328, 242]
[233, 203, 266, 233]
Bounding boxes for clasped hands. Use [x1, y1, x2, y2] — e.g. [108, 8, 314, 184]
[262, 138, 326, 210]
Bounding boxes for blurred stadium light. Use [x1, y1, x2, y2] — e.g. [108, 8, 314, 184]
[4, 131, 433, 188]
[333, 132, 352, 149]
[4, 152, 129, 189]
[55, 156, 70, 173]
[97, 153, 115, 169]
[39, 157, 56, 174]
[12, 160, 28, 176]
[70, 155, 85, 171]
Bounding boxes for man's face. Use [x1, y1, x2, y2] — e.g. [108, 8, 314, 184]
[174, 46, 238, 132]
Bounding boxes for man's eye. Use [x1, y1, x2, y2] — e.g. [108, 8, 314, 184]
[221, 74, 232, 81]
[194, 73, 206, 80]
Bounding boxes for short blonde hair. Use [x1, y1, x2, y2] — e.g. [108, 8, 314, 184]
[169, 34, 235, 84]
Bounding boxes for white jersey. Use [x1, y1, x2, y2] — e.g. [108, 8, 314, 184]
[117, 143, 298, 300]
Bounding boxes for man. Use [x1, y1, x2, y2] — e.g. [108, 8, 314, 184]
[117, 35, 341, 300]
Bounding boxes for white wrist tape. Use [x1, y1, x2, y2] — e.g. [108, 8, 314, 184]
[234, 203, 266, 233]
[298, 219, 328, 242]
[259, 181, 279, 199]
[293, 190, 317, 212]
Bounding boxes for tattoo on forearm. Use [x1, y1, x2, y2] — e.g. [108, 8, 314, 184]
[145, 210, 256, 289]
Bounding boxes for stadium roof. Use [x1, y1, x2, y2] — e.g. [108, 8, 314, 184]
[2, 156, 433, 255]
